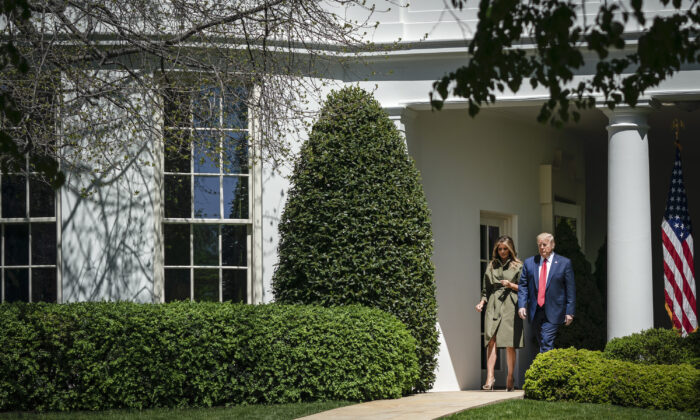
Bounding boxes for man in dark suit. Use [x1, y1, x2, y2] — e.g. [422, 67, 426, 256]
[517, 232, 575, 353]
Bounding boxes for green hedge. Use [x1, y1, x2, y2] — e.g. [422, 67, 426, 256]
[0, 302, 419, 412]
[524, 348, 700, 412]
[604, 328, 700, 368]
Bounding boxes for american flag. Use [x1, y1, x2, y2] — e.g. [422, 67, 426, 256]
[662, 148, 697, 336]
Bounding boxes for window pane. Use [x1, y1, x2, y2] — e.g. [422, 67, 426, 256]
[29, 179, 55, 217]
[223, 176, 248, 220]
[223, 132, 248, 174]
[164, 175, 191, 218]
[2, 175, 26, 218]
[193, 87, 220, 128]
[32, 268, 56, 303]
[165, 268, 190, 302]
[193, 224, 218, 266]
[5, 268, 29, 302]
[164, 224, 189, 266]
[32, 223, 56, 265]
[222, 269, 246, 303]
[5, 224, 29, 265]
[223, 87, 247, 129]
[194, 269, 218, 301]
[164, 89, 191, 128]
[194, 176, 220, 219]
[194, 131, 219, 174]
[164, 129, 191, 173]
[222, 225, 246, 267]
[488, 225, 499, 256]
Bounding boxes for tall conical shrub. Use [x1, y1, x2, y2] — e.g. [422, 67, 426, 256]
[554, 221, 606, 350]
[272, 87, 438, 392]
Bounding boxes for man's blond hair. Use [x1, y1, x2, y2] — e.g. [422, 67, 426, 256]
[536, 232, 555, 245]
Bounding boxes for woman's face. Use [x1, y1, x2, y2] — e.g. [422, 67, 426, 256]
[497, 243, 511, 260]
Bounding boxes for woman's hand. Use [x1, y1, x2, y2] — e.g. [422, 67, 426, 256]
[500, 280, 511, 289]
[475, 300, 485, 312]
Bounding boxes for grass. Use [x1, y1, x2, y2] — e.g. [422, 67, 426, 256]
[443, 399, 699, 419]
[0, 401, 352, 420]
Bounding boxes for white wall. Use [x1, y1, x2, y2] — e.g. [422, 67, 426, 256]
[60, 87, 159, 303]
[351, 0, 696, 44]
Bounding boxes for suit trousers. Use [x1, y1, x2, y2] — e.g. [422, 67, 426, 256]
[533, 305, 559, 353]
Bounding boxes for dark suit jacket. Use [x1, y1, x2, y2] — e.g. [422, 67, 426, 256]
[517, 253, 575, 324]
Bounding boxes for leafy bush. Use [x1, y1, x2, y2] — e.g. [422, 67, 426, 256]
[524, 348, 700, 412]
[682, 331, 700, 368]
[553, 221, 606, 350]
[604, 328, 698, 366]
[0, 302, 419, 412]
[272, 87, 438, 391]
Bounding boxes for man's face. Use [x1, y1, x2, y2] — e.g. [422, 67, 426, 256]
[538, 238, 554, 259]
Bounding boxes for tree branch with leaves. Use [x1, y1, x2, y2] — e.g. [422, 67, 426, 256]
[1, 0, 384, 187]
[431, 0, 699, 126]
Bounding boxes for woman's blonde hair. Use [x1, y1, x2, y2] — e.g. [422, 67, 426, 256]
[491, 235, 521, 267]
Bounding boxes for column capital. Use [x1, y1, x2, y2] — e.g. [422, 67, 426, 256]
[385, 106, 418, 126]
[600, 105, 651, 133]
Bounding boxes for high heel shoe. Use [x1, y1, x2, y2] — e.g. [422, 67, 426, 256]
[506, 377, 514, 392]
[482, 378, 496, 391]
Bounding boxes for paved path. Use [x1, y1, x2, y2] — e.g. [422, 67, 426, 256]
[298, 390, 524, 420]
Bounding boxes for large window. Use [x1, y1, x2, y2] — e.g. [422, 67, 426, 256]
[0, 163, 58, 302]
[162, 85, 251, 303]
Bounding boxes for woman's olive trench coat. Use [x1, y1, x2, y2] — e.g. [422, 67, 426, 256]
[480, 259, 524, 348]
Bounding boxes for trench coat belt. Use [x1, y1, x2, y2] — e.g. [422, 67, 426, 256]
[490, 287, 514, 320]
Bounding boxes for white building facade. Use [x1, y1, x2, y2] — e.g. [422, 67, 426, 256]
[1, 0, 698, 391]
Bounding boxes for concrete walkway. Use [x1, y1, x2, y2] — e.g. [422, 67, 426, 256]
[298, 390, 524, 420]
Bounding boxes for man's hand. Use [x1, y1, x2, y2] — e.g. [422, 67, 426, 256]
[518, 308, 527, 319]
[565, 314, 574, 326]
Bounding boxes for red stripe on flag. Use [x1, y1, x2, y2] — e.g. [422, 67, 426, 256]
[680, 240, 697, 314]
[662, 229, 694, 333]
[681, 240, 696, 278]
[664, 261, 682, 331]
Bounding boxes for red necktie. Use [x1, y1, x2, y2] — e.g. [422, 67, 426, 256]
[538, 258, 547, 307]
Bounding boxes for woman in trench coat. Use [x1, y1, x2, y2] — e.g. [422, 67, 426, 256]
[475, 235, 523, 391]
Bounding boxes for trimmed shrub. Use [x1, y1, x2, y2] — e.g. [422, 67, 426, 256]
[553, 221, 606, 350]
[682, 330, 700, 368]
[0, 302, 419, 412]
[272, 87, 438, 391]
[524, 348, 700, 412]
[604, 328, 697, 366]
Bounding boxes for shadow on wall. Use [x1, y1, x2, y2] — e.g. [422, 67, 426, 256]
[61, 139, 156, 303]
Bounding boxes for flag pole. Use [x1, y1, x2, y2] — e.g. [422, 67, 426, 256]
[671, 118, 684, 150]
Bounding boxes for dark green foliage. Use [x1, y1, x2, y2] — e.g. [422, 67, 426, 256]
[524, 348, 700, 412]
[0, 302, 419, 412]
[604, 328, 698, 366]
[553, 221, 606, 350]
[272, 87, 438, 392]
[593, 239, 607, 313]
[683, 331, 700, 369]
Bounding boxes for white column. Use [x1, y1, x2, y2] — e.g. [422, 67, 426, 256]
[605, 107, 654, 340]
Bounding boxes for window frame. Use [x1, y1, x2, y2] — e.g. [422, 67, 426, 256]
[0, 160, 61, 303]
[158, 82, 261, 304]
